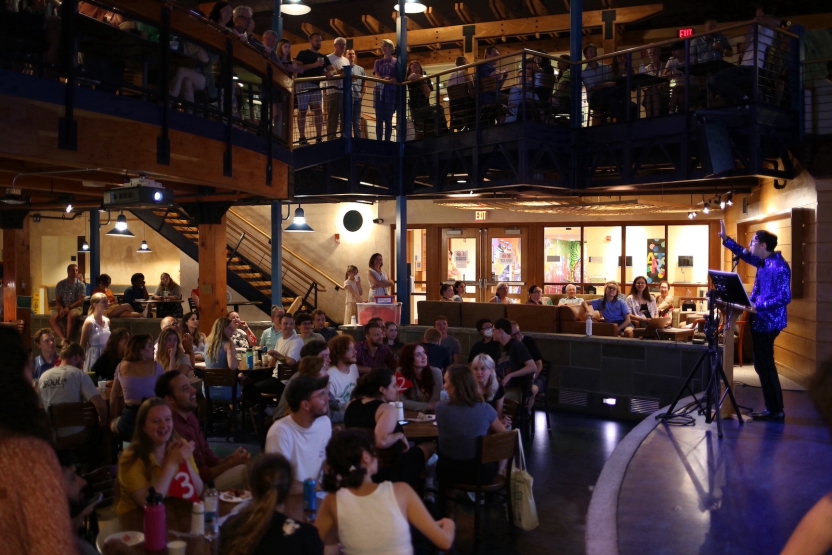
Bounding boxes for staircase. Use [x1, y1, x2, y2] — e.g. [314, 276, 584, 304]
[131, 207, 331, 317]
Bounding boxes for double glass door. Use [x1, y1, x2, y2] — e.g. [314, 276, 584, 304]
[442, 227, 528, 302]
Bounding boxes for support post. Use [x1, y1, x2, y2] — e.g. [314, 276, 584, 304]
[396, 195, 409, 324]
[395, 0, 410, 324]
[271, 201, 283, 312]
[272, 0, 283, 39]
[569, 0, 583, 191]
[2, 213, 31, 347]
[197, 215, 228, 336]
[89, 209, 100, 294]
[397, 0, 408, 143]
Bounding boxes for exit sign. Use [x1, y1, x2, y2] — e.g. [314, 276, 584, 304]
[678, 28, 694, 38]
[475, 211, 487, 221]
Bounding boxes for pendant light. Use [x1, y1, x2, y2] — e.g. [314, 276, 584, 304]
[281, 0, 311, 15]
[107, 211, 135, 237]
[393, 0, 427, 14]
[137, 223, 152, 253]
[285, 205, 314, 232]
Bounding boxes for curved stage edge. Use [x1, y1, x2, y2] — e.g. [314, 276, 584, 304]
[586, 384, 832, 555]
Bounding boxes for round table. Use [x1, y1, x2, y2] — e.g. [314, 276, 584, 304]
[403, 411, 439, 440]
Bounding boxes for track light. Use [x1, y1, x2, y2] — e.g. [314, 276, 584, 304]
[688, 211, 697, 219]
[703, 201, 711, 214]
[66, 204, 73, 213]
[726, 192, 734, 206]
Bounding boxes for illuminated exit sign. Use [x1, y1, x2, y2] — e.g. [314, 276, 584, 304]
[475, 211, 487, 221]
[678, 28, 694, 39]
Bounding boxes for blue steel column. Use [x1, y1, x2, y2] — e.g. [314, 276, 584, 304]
[272, 0, 283, 39]
[271, 201, 283, 311]
[395, 0, 410, 323]
[569, 0, 583, 190]
[89, 209, 100, 295]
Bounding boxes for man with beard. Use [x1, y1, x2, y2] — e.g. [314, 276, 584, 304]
[355, 320, 395, 373]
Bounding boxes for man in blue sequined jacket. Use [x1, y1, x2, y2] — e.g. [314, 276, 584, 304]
[719, 221, 791, 421]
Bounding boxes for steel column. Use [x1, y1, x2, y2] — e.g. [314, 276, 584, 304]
[271, 201, 283, 311]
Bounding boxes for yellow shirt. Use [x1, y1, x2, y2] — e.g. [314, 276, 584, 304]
[116, 450, 199, 515]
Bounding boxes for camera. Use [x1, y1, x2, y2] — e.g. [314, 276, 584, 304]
[373, 218, 384, 224]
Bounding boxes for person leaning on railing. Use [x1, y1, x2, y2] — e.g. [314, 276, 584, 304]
[345, 49, 366, 138]
[407, 61, 448, 137]
[294, 32, 334, 145]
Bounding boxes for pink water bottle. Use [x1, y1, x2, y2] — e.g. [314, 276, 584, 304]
[143, 488, 167, 551]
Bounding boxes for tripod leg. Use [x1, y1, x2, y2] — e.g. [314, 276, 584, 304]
[657, 351, 709, 420]
[714, 373, 724, 438]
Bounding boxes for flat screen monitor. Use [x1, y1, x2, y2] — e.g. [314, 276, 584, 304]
[678, 256, 694, 267]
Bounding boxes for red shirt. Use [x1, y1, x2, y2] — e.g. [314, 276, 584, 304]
[171, 409, 221, 481]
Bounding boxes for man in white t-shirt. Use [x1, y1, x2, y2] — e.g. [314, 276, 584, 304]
[265, 375, 332, 494]
[246, 312, 304, 408]
[326, 335, 359, 422]
[39, 343, 108, 438]
[325, 37, 349, 140]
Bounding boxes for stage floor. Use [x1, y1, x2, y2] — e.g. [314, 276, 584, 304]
[588, 376, 832, 555]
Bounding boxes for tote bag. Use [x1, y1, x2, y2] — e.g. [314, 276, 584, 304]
[510, 430, 539, 531]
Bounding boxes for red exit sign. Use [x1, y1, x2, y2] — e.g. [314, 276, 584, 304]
[678, 28, 694, 38]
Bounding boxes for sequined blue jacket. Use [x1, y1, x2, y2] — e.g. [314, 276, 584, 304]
[724, 238, 791, 333]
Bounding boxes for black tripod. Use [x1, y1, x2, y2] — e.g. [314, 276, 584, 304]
[656, 290, 744, 438]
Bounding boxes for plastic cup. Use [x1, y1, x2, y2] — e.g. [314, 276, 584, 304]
[98, 380, 106, 390]
[167, 540, 186, 555]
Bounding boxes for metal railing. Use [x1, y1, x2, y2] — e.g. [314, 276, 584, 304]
[803, 58, 832, 136]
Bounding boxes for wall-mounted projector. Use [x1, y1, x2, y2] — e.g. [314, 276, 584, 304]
[103, 185, 174, 208]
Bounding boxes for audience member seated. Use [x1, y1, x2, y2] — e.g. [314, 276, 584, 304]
[58, 450, 99, 555]
[265, 375, 332, 494]
[527, 284, 551, 305]
[656, 281, 675, 316]
[558, 283, 594, 311]
[152, 273, 183, 319]
[452, 281, 465, 302]
[491, 318, 537, 402]
[295, 312, 324, 345]
[436, 364, 506, 485]
[123, 272, 150, 315]
[33, 327, 59, 380]
[229, 311, 257, 349]
[589, 282, 635, 337]
[625, 276, 658, 327]
[258, 305, 286, 352]
[156, 327, 192, 375]
[663, 42, 689, 113]
[316, 430, 455, 553]
[511, 321, 544, 410]
[476, 46, 508, 125]
[328, 335, 359, 422]
[247, 312, 303, 409]
[641, 46, 664, 118]
[468, 319, 502, 364]
[397, 343, 443, 412]
[434, 315, 461, 365]
[91, 328, 130, 381]
[50, 263, 86, 342]
[533, 51, 556, 103]
[472, 354, 508, 427]
[345, 368, 434, 489]
[0, 327, 79, 554]
[440, 283, 456, 302]
[422, 328, 451, 372]
[39, 342, 108, 438]
[110, 334, 165, 441]
[157, 371, 250, 491]
[691, 19, 733, 63]
[275, 354, 329, 420]
[204, 317, 240, 403]
[116, 397, 203, 515]
[93, 274, 142, 318]
[169, 38, 213, 114]
[504, 65, 539, 123]
[183, 311, 206, 361]
[407, 61, 447, 136]
[311, 308, 338, 342]
[383, 321, 405, 356]
[552, 56, 572, 113]
[489, 282, 512, 304]
[582, 44, 619, 124]
[219, 454, 323, 555]
[355, 320, 395, 373]
[80, 292, 111, 372]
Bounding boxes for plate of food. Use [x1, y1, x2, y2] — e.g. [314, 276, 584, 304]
[408, 413, 436, 422]
[105, 531, 144, 547]
[220, 489, 252, 503]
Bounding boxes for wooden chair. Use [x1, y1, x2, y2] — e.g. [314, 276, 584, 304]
[477, 75, 502, 126]
[447, 82, 472, 130]
[202, 369, 242, 441]
[80, 465, 117, 545]
[440, 431, 519, 552]
[49, 401, 99, 452]
[503, 397, 530, 444]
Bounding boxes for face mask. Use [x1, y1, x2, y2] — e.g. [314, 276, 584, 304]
[483, 329, 493, 338]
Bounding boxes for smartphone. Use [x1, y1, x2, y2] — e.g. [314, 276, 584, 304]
[398, 420, 410, 426]
[84, 492, 104, 513]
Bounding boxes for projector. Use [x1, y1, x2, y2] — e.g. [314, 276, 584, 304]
[103, 185, 174, 208]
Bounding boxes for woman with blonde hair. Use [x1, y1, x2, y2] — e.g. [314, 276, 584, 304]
[116, 397, 203, 515]
[156, 327, 192, 375]
[219, 454, 323, 555]
[488, 282, 511, 304]
[81, 292, 111, 371]
[471, 354, 507, 425]
[204, 317, 239, 402]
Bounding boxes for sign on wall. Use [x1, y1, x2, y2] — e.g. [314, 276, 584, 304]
[454, 250, 468, 269]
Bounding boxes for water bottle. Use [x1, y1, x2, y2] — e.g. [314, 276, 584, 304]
[395, 401, 405, 422]
[586, 316, 593, 337]
[143, 488, 166, 551]
[190, 501, 205, 535]
[245, 348, 254, 370]
[204, 481, 218, 539]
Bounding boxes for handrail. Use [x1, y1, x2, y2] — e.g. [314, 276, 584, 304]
[226, 218, 328, 293]
[227, 208, 342, 290]
[804, 57, 832, 65]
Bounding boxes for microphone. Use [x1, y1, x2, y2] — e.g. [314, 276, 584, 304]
[732, 249, 748, 271]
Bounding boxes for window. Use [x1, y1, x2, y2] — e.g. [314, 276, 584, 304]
[625, 225, 666, 288]
[543, 227, 581, 294]
[583, 226, 622, 289]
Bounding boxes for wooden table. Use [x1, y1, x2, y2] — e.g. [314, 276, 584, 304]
[403, 411, 438, 440]
[656, 327, 696, 342]
[98, 495, 308, 554]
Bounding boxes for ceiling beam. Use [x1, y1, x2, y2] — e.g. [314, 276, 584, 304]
[392, 11, 423, 31]
[424, 6, 452, 28]
[329, 18, 364, 38]
[300, 22, 333, 42]
[525, 0, 548, 16]
[489, 0, 515, 20]
[404, 37, 573, 66]
[454, 3, 479, 24]
[361, 14, 393, 35]
[283, 30, 308, 44]
[291, 5, 663, 57]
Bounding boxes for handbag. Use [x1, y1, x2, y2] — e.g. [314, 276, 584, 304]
[509, 430, 539, 531]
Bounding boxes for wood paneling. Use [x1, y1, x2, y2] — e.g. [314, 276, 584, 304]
[3, 221, 31, 347]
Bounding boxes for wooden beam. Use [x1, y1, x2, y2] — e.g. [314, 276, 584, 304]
[391, 11, 423, 31]
[3, 220, 31, 343]
[292, 5, 663, 56]
[283, 30, 307, 44]
[424, 6, 452, 28]
[525, 0, 548, 16]
[404, 37, 573, 67]
[330, 18, 364, 38]
[300, 22, 334, 42]
[361, 14, 393, 35]
[455, 3, 479, 24]
[197, 215, 228, 335]
[489, 0, 515, 20]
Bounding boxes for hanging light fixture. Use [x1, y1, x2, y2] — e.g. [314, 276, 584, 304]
[718, 195, 726, 210]
[702, 201, 711, 214]
[281, 0, 311, 15]
[107, 211, 135, 237]
[285, 205, 314, 232]
[394, 0, 427, 14]
[137, 223, 152, 252]
[79, 212, 90, 252]
[726, 192, 734, 206]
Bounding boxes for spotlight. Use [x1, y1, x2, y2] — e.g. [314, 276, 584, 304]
[726, 192, 734, 206]
[602, 397, 617, 406]
[78, 240, 90, 252]
[703, 202, 710, 214]
[688, 211, 695, 219]
[66, 204, 73, 213]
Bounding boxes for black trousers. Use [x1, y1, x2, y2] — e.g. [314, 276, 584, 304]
[751, 328, 784, 413]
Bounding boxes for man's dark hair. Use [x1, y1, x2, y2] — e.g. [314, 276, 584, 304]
[295, 312, 313, 326]
[97, 274, 112, 287]
[475, 318, 492, 332]
[493, 318, 512, 335]
[155, 370, 183, 399]
[300, 340, 328, 358]
[60, 342, 85, 362]
[280, 313, 295, 323]
[755, 230, 778, 252]
[485, 45, 499, 56]
[364, 320, 383, 334]
[309, 32, 322, 41]
[434, 315, 448, 325]
[583, 43, 597, 58]
[440, 284, 452, 297]
[130, 273, 144, 285]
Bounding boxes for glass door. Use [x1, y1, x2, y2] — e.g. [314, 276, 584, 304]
[407, 229, 427, 323]
[442, 228, 482, 301]
[485, 227, 528, 303]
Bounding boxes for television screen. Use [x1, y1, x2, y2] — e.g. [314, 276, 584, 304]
[678, 256, 694, 267]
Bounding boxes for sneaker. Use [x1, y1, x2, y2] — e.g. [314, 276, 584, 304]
[298, 137, 308, 145]
[315, 137, 323, 144]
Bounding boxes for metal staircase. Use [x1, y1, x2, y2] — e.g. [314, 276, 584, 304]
[131, 207, 329, 316]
